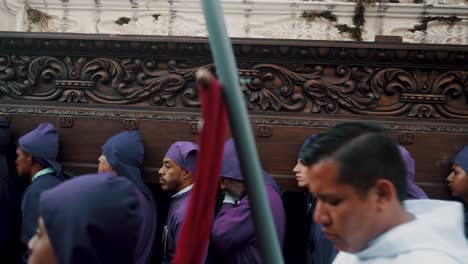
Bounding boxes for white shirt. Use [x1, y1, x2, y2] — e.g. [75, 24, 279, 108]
[171, 184, 193, 198]
[333, 200, 468, 264]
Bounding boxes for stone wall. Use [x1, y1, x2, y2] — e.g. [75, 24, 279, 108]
[1, 0, 467, 44]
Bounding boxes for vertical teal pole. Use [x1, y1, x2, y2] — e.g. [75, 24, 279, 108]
[200, 1, 284, 263]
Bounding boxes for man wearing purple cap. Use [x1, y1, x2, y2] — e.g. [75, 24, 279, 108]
[16, 123, 63, 262]
[158, 141, 198, 264]
[98, 131, 157, 264]
[208, 138, 286, 263]
[447, 145, 468, 238]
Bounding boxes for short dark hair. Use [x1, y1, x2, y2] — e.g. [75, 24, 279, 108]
[301, 122, 407, 202]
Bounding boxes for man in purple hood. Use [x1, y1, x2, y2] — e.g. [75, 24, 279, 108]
[28, 172, 142, 264]
[447, 145, 468, 238]
[208, 138, 286, 263]
[98, 131, 157, 264]
[159, 141, 198, 263]
[398, 146, 428, 199]
[16, 123, 63, 262]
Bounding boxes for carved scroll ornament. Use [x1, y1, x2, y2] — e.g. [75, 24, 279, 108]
[1, 54, 467, 119]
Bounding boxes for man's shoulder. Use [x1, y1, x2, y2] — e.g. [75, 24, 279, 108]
[33, 172, 62, 184]
[26, 173, 62, 194]
[333, 251, 463, 264]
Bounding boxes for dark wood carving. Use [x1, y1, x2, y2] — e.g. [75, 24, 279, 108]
[0, 32, 467, 200]
[257, 125, 273, 137]
[189, 122, 200, 134]
[399, 132, 415, 145]
[59, 116, 73, 128]
[1, 56, 468, 118]
[0, 33, 467, 119]
[123, 119, 138, 130]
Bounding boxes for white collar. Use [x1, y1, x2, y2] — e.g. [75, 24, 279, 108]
[172, 184, 193, 198]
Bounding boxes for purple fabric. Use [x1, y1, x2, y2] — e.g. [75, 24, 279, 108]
[298, 135, 317, 160]
[453, 146, 468, 173]
[398, 146, 428, 199]
[308, 196, 337, 264]
[102, 131, 150, 197]
[40, 172, 142, 264]
[210, 185, 286, 264]
[220, 138, 281, 195]
[212, 138, 286, 263]
[21, 172, 62, 246]
[18, 123, 62, 176]
[165, 141, 198, 175]
[102, 131, 157, 264]
[161, 190, 192, 264]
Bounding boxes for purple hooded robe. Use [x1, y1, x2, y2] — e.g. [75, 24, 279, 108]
[209, 139, 286, 264]
[18, 123, 63, 261]
[161, 141, 198, 264]
[398, 146, 428, 199]
[452, 146, 468, 238]
[39, 172, 142, 264]
[102, 131, 157, 264]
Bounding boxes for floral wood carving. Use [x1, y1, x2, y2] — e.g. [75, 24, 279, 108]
[1, 54, 467, 119]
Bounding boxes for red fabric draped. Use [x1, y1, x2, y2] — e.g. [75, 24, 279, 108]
[173, 75, 227, 264]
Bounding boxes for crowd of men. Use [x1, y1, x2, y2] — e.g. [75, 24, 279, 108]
[0, 119, 467, 264]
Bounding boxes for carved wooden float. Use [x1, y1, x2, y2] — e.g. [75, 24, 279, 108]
[1, 31, 468, 262]
[0, 32, 467, 198]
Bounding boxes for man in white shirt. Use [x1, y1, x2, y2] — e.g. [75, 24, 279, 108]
[300, 122, 468, 264]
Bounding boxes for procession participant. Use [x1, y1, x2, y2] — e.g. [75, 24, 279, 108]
[397, 146, 428, 200]
[17, 123, 63, 262]
[99, 131, 157, 263]
[28, 172, 142, 264]
[447, 145, 468, 238]
[159, 141, 198, 263]
[302, 122, 468, 263]
[209, 139, 286, 263]
[293, 135, 337, 264]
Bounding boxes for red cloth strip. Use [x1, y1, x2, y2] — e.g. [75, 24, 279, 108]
[173, 75, 227, 264]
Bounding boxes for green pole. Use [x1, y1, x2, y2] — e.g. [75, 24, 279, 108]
[200, 1, 284, 263]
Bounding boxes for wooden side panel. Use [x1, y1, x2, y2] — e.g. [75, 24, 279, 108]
[5, 111, 468, 199]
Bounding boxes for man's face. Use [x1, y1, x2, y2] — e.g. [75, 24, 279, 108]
[293, 159, 310, 188]
[308, 159, 380, 253]
[16, 147, 32, 179]
[98, 154, 114, 174]
[447, 164, 468, 199]
[28, 217, 58, 264]
[158, 157, 185, 192]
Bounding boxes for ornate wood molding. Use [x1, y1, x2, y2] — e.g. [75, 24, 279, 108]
[2, 103, 468, 134]
[1, 33, 467, 121]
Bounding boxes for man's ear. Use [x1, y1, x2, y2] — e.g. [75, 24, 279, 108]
[182, 169, 192, 180]
[374, 179, 395, 208]
[219, 178, 226, 190]
[26, 153, 34, 165]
